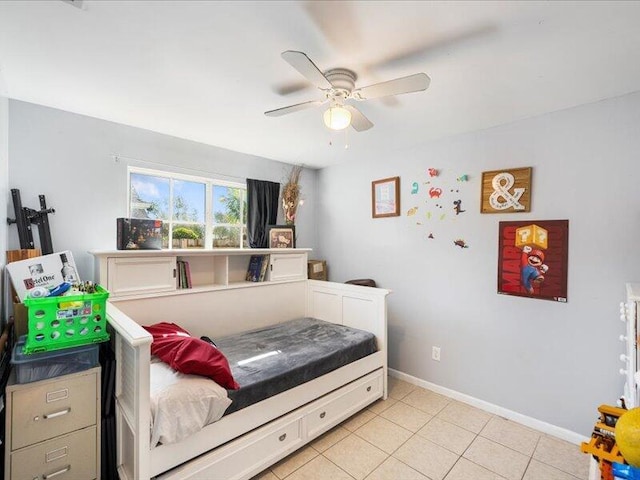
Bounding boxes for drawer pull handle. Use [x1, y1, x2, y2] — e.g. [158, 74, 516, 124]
[279, 433, 287, 442]
[43, 408, 71, 420]
[319, 411, 326, 419]
[367, 386, 372, 392]
[43, 465, 70, 479]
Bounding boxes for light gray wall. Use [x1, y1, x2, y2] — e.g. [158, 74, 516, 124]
[317, 90, 640, 436]
[0, 95, 8, 322]
[7, 100, 318, 280]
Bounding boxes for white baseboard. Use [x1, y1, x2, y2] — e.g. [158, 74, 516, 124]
[388, 368, 589, 446]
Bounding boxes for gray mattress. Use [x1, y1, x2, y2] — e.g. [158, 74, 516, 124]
[217, 317, 378, 414]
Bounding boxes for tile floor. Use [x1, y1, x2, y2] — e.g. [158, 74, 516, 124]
[252, 377, 591, 480]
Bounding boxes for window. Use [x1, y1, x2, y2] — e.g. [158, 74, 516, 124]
[128, 167, 247, 249]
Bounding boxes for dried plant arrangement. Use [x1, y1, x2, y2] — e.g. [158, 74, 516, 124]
[282, 165, 303, 225]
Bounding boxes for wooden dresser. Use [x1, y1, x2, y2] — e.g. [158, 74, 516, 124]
[4, 366, 101, 480]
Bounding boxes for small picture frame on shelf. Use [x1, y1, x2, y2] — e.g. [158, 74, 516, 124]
[267, 225, 296, 248]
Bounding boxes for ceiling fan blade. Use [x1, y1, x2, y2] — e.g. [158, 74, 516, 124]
[264, 100, 325, 117]
[303, 1, 361, 55]
[344, 105, 373, 132]
[353, 73, 430, 100]
[281, 51, 333, 90]
[372, 24, 497, 71]
[273, 80, 313, 96]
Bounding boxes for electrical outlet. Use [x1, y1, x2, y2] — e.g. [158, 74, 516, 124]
[432, 346, 441, 361]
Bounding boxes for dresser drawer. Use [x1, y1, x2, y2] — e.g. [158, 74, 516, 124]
[11, 370, 98, 449]
[306, 369, 383, 439]
[11, 426, 97, 480]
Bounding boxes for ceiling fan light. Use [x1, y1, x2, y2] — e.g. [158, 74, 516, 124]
[323, 106, 352, 130]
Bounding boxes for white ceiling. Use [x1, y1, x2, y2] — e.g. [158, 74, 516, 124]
[1, 1, 640, 169]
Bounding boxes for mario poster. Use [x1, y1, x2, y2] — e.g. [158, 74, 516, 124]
[497, 220, 568, 302]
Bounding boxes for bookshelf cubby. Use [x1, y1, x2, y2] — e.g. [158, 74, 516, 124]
[91, 248, 310, 300]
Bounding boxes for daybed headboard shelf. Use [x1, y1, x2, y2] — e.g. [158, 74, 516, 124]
[90, 248, 310, 300]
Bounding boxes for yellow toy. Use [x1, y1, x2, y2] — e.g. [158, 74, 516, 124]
[616, 407, 640, 467]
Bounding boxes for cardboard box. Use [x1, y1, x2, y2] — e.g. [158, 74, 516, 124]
[12, 303, 28, 338]
[5, 250, 79, 302]
[308, 260, 328, 281]
[117, 218, 163, 250]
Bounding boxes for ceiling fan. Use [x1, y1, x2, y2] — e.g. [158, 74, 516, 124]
[264, 51, 430, 132]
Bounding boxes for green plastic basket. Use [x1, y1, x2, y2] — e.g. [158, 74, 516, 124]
[22, 285, 110, 354]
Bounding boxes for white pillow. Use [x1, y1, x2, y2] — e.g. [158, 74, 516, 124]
[150, 357, 232, 448]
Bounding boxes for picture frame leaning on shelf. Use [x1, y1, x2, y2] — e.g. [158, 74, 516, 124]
[267, 225, 296, 248]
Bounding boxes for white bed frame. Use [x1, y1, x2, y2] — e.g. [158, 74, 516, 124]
[106, 279, 389, 480]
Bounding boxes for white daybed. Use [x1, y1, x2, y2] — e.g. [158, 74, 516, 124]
[93, 249, 389, 480]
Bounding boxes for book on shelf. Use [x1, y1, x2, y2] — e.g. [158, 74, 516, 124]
[246, 255, 263, 282]
[184, 260, 192, 288]
[177, 260, 192, 289]
[258, 254, 270, 282]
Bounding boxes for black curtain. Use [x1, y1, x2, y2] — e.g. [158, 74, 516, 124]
[247, 179, 280, 248]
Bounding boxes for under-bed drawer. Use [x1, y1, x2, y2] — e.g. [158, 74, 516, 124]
[306, 368, 383, 439]
[157, 415, 303, 480]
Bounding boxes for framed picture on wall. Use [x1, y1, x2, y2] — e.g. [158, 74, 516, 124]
[481, 167, 532, 213]
[497, 219, 569, 302]
[267, 225, 296, 248]
[372, 176, 400, 218]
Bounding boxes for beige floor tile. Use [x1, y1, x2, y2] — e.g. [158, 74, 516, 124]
[393, 435, 459, 480]
[444, 458, 506, 480]
[388, 377, 415, 400]
[436, 401, 492, 434]
[285, 455, 355, 480]
[341, 409, 377, 432]
[463, 436, 529, 480]
[523, 459, 584, 480]
[354, 416, 413, 454]
[533, 435, 590, 479]
[367, 396, 398, 415]
[324, 434, 388, 480]
[480, 416, 541, 456]
[271, 446, 318, 479]
[251, 469, 279, 480]
[380, 401, 432, 432]
[365, 457, 429, 480]
[311, 426, 351, 453]
[417, 417, 476, 455]
[402, 388, 451, 415]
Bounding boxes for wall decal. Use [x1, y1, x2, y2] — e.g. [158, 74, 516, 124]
[481, 167, 532, 213]
[453, 200, 465, 215]
[429, 187, 443, 198]
[497, 220, 568, 302]
[411, 182, 419, 194]
[428, 233, 434, 239]
[407, 206, 419, 216]
[454, 239, 469, 248]
[428, 168, 439, 177]
[457, 175, 469, 182]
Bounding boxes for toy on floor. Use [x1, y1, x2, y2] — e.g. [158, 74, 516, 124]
[581, 405, 627, 480]
[616, 408, 640, 467]
[613, 462, 640, 479]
